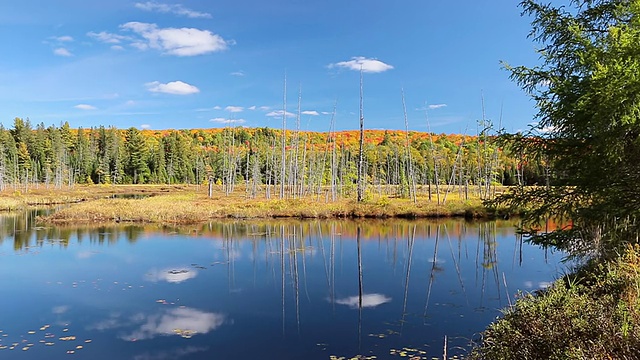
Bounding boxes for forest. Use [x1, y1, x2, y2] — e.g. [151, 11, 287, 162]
[0, 117, 546, 199]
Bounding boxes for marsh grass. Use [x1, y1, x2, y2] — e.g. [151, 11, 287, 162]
[469, 245, 640, 360]
[0, 184, 190, 208]
[20, 185, 493, 224]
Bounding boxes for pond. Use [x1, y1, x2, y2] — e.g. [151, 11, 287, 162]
[0, 211, 565, 359]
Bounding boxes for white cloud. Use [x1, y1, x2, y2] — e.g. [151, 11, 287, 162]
[266, 110, 296, 118]
[213, 106, 222, 110]
[140, 124, 151, 129]
[328, 56, 394, 73]
[230, 71, 244, 77]
[529, 121, 556, 134]
[259, 106, 271, 111]
[145, 268, 197, 283]
[429, 104, 447, 110]
[146, 81, 200, 95]
[111, 45, 125, 51]
[134, 2, 212, 18]
[321, 111, 332, 115]
[539, 125, 556, 134]
[54, 47, 72, 57]
[302, 110, 319, 116]
[121, 22, 228, 56]
[53, 35, 74, 42]
[88, 31, 130, 44]
[210, 118, 246, 124]
[74, 104, 97, 110]
[248, 106, 256, 111]
[539, 79, 551, 87]
[225, 106, 243, 113]
[335, 294, 392, 308]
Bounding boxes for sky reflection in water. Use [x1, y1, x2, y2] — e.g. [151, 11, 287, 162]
[0, 214, 566, 359]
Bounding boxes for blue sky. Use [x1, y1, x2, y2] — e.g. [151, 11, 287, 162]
[0, 1, 547, 134]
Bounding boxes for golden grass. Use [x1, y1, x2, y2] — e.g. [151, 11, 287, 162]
[1, 184, 496, 224]
[0, 184, 192, 210]
[42, 193, 487, 225]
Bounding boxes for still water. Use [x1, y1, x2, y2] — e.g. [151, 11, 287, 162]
[0, 211, 565, 359]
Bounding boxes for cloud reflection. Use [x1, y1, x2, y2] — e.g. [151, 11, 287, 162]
[524, 280, 553, 290]
[123, 308, 225, 341]
[145, 268, 197, 283]
[77, 250, 99, 259]
[335, 294, 391, 309]
[538, 281, 552, 289]
[52, 305, 70, 314]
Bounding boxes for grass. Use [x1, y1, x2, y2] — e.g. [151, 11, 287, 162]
[0, 184, 190, 211]
[0, 184, 499, 224]
[468, 245, 640, 360]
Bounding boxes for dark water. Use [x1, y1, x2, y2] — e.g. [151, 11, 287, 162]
[0, 211, 565, 359]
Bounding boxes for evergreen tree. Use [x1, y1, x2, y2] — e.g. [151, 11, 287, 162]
[124, 127, 149, 184]
[494, 0, 640, 258]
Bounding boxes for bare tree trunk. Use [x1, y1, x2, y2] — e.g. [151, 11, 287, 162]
[401, 88, 416, 203]
[443, 132, 466, 204]
[330, 103, 338, 201]
[280, 74, 287, 199]
[357, 69, 365, 202]
[425, 104, 440, 204]
[291, 85, 302, 198]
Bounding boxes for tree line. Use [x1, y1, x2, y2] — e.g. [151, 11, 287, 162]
[0, 117, 547, 199]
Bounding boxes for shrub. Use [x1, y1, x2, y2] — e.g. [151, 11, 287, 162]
[469, 245, 640, 359]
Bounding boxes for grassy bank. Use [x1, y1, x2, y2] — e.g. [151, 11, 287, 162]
[41, 191, 487, 224]
[469, 245, 640, 359]
[0, 184, 500, 224]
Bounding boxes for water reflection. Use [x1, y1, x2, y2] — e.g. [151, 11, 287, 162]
[335, 294, 392, 309]
[133, 346, 209, 360]
[145, 269, 198, 283]
[0, 211, 565, 359]
[122, 308, 226, 341]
